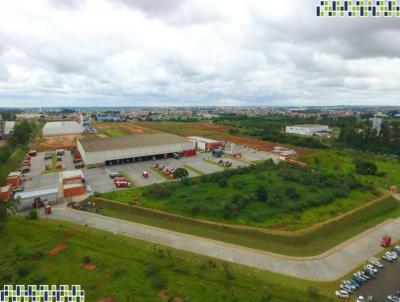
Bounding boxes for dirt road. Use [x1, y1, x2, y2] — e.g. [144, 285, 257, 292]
[42, 208, 400, 281]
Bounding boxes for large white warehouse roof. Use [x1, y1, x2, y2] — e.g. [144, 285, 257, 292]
[43, 121, 83, 136]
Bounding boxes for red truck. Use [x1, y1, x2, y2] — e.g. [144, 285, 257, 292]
[381, 235, 391, 248]
[115, 181, 132, 188]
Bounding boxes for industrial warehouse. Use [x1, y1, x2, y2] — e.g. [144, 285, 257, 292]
[77, 133, 195, 166]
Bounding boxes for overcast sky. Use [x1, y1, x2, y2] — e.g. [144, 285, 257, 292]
[0, 0, 399, 107]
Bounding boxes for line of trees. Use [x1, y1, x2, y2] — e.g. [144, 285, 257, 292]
[339, 121, 400, 155]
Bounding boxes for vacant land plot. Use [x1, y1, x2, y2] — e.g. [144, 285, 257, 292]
[36, 135, 78, 151]
[93, 122, 155, 137]
[0, 216, 335, 301]
[302, 149, 400, 189]
[102, 162, 380, 230]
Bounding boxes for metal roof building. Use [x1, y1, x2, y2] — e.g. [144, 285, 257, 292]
[14, 187, 59, 211]
[77, 133, 194, 166]
[42, 121, 84, 136]
[285, 124, 329, 136]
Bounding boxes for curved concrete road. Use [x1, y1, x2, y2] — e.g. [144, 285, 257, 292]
[42, 207, 400, 281]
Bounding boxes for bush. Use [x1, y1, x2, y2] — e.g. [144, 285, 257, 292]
[32, 249, 45, 260]
[26, 209, 38, 220]
[150, 275, 166, 289]
[285, 187, 300, 200]
[145, 263, 159, 277]
[256, 186, 268, 202]
[218, 179, 228, 188]
[82, 256, 91, 264]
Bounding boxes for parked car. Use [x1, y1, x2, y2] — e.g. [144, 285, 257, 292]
[44, 153, 52, 160]
[340, 284, 354, 293]
[109, 172, 122, 179]
[335, 290, 349, 299]
[387, 296, 400, 302]
[370, 260, 383, 268]
[357, 296, 366, 302]
[383, 254, 395, 262]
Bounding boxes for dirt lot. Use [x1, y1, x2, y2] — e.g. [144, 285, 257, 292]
[356, 258, 400, 301]
[35, 135, 79, 151]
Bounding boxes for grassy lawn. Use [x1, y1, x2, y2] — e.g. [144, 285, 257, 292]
[0, 216, 335, 302]
[93, 122, 155, 138]
[302, 149, 400, 189]
[85, 195, 400, 257]
[102, 162, 379, 230]
[182, 164, 205, 175]
[139, 121, 232, 138]
[0, 147, 26, 185]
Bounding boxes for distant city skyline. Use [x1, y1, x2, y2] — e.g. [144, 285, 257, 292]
[1, 0, 400, 107]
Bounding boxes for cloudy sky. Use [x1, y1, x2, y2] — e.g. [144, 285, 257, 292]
[0, 0, 399, 107]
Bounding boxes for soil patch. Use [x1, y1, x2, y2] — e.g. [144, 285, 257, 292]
[158, 290, 169, 301]
[82, 263, 97, 270]
[97, 297, 115, 302]
[39, 135, 78, 151]
[47, 244, 67, 255]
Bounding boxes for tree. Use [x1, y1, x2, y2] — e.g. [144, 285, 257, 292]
[255, 186, 268, 202]
[353, 160, 378, 175]
[173, 168, 189, 180]
[0, 198, 19, 230]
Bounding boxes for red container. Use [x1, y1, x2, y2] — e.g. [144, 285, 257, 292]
[63, 185, 85, 197]
[45, 206, 52, 215]
[6, 175, 21, 188]
[73, 150, 81, 159]
[381, 235, 391, 247]
[0, 185, 12, 201]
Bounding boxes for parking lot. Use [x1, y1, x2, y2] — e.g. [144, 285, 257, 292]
[84, 152, 250, 193]
[22, 151, 75, 190]
[20, 147, 277, 195]
[356, 257, 400, 301]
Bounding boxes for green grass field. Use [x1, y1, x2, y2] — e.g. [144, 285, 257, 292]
[302, 149, 400, 189]
[0, 216, 335, 302]
[85, 195, 400, 256]
[102, 163, 379, 230]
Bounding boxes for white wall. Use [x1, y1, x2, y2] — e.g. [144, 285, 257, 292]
[81, 141, 194, 165]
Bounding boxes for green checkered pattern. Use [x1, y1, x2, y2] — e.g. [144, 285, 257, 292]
[0, 285, 85, 302]
[317, 0, 400, 17]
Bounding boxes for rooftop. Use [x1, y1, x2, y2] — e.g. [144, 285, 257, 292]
[59, 170, 84, 180]
[14, 187, 58, 199]
[78, 133, 191, 152]
[289, 124, 329, 129]
[186, 136, 221, 144]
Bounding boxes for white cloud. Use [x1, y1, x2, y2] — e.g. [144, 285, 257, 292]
[0, 0, 399, 107]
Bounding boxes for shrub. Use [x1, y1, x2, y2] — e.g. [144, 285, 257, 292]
[285, 187, 300, 200]
[30, 274, 46, 285]
[26, 209, 38, 220]
[32, 249, 45, 260]
[82, 256, 91, 264]
[150, 275, 166, 289]
[145, 263, 159, 277]
[256, 186, 268, 202]
[218, 179, 228, 188]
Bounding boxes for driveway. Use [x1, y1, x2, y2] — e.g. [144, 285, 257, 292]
[41, 207, 400, 281]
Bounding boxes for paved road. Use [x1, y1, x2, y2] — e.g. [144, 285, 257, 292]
[41, 207, 400, 281]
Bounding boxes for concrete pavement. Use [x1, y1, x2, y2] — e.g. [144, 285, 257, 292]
[41, 207, 400, 281]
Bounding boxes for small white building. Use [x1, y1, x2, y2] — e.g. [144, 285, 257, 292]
[285, 124, 329, 136]
[186, 136, 223, 151]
